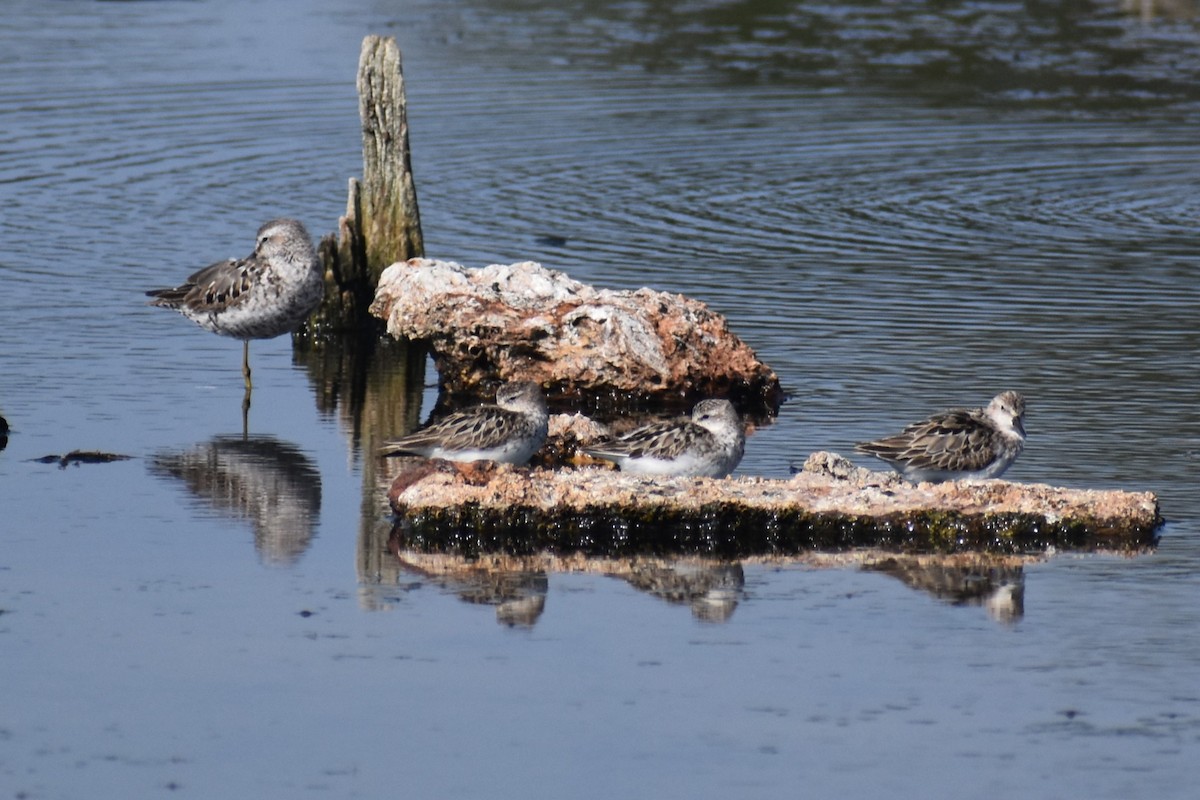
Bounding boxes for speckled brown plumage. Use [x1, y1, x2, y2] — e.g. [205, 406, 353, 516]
[855, 391, 1026, 483]
[147, 218, 323, 389]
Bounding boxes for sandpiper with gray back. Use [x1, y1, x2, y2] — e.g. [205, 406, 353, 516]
[584, 398, 745, 478]
[380, 381, 550, 465]
[854, 391, 1026, 483]
[146, 218, 323, 391]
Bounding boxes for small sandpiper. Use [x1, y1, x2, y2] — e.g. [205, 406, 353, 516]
[380, 381, 549, 465]
[584, 398, 745, 478]
[146, 218, 323, 390]
[854, 391, 1026, 483]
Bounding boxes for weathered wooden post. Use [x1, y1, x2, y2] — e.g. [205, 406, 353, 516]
[356, 35, 424, 280]
[298, 34, 424, 338]
[289, 36, 427, 573]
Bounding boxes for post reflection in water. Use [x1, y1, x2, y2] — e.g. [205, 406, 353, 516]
[863, 555, 1026, 625]
[150, 435, 322, 567]
[293, 335, 426, 596]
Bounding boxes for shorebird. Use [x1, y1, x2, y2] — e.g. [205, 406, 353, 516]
[380, 381, 549, 465]
[584, 398, 745, 478]
[146, 218, 323, 391]
[854, 391, 1026, 483]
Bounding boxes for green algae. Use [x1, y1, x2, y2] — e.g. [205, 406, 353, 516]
[392, 502, 1162, 559]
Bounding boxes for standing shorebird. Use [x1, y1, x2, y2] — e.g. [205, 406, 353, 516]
[583, 398, 746, 478]
[146, 218, 323, 391]
[854, 391, 1026, 483]
[380, 381, 550, 465]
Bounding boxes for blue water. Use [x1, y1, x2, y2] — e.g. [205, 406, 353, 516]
[2, 0, 1199, 797]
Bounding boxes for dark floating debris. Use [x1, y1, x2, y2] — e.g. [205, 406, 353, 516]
[33, 451, 134, 469]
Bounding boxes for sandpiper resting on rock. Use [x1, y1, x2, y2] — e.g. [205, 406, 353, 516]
[146, 218, 323, 391]
[854, 391, 1026, 483]
[584, 398, 745, 478]
[380, 381, 549, 465]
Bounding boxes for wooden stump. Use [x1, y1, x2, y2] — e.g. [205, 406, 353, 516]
[298, 35, 424, 339]
[356, 35, 423, 279]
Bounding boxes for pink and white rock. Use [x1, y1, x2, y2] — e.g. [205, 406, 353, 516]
[369, 259, 783, 414]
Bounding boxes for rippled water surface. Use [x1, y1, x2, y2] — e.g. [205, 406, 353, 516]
[2, 1, 1199, 797]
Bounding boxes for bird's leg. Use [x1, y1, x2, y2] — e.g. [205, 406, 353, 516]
[242, 340, 252, 391]
[242, 386, 251, 440]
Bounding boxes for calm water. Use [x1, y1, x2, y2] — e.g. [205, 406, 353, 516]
[3, 0, 1199, 797]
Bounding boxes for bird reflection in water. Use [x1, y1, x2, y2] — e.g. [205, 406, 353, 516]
[384, 525, 743, 625]
[151, 435, 321, 566]
[384, 526, 549, 627]
[625, 561, 744, 623]
[863, 556, 1025, 625]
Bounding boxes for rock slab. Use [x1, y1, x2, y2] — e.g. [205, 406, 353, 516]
[386, 452, 1162, 559]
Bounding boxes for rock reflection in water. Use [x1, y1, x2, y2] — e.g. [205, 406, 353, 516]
[863, 555, 1025, 625]
[151, 435, 321, 566]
